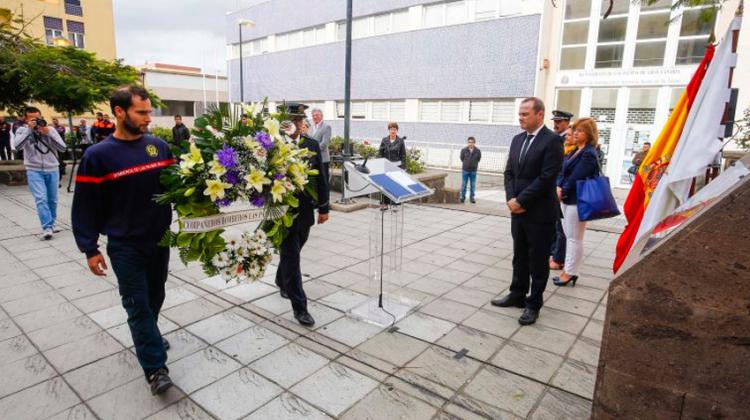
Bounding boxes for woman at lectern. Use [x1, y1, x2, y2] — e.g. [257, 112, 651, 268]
[378, 121, 406, 169]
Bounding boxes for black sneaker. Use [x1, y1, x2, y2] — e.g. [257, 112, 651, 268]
[147, 368, 173, 395]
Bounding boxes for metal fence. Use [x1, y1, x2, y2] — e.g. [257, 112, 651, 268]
[407, 141, 510, 173]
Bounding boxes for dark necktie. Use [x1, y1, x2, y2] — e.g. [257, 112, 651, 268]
[519, 134, 534, 163]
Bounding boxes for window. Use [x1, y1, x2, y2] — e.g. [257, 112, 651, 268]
[288, 31, 302, 49]
[634, 11, 670, 67]
[372, 102, 388, 120]
[561, 46, 587, 69]
[565, 0, 591, 19]
[591, 88, 619, 123]
[351, 102, 367, 119]
[556, 90, 582, 116]
[476, 0, 498, 21]
[676, 38, 709, 65]
[67, 20, 84, 48]
[563, 21, 589, 45]
[420, 101, 440, 121]
[303, 28, 316, 46]
[43, 16, 63, 46]
[642, 0, 672, 11]
[441, 101, 461, 122]
[600, 0, 629, 17]
[596, 44, 625, 68]
[353, 17, 371, 38]
[337, 22, 347, 41]
[374, 13, 391, 35]
[680, 8, 715, 37]
[423, 3, 444, 28]
[634, 41, 666, 67]
[598, 16, 627, 42]
[64, 0, 83, 16]
[392, 10, 409, 31]
[158, 100, 195, 117]
[316, 26, 326, 43]
[390, 101, 406, 121]
[637, 12, 670, 39]
[469, 101, 490, 122]
[276, 33, 288, 50]
[445, 1, 468, 25]
[491, 100, 515, 123]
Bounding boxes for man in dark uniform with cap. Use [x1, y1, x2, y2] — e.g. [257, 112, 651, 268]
[550, 109, 573, 270]
[275, 103, 330, 326]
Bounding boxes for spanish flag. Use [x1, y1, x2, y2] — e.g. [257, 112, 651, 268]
[613, 44, 715, 273]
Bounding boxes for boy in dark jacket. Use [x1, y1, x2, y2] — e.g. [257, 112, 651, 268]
[459, 136, 481, 203]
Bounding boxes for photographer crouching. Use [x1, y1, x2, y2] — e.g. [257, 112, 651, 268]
[11, 106, 67, 240]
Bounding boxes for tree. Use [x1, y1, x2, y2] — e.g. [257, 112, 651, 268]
[0, 7, 38, 113]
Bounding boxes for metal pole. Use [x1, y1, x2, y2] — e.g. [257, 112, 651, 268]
[238, 23, 244, 103]
[343, 0, 353, 156]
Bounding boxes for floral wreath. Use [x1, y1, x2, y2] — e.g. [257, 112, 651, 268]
[156, 102, 318, 282]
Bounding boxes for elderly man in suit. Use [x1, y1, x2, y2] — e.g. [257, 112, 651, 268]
[308, 108, 332, 181]
[491, 97, 563, 325]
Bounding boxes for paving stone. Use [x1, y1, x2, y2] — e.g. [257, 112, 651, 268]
[64, 350, 142, 400]
[87, 377, 183, 420]
[462, 365, 546, 418]
[420, 298, 478, 323]
[71, 289, 121, 314]
[511, 324, 577, 356]
[318, 316, 383, 347]
[407, 277, 457, 296]
[88, 304, 128, 329]
[405, 346, 482, 390]
[291, 362, 379, 417]
[568, 336, 601, 366]
[0, 280, 52, 303]
[216, 324, 289, 364]
[530, 388, 592, 420]
[462, 309, 520, 338]
[251, 293, 292, 315]
[449, 394, 522, 420]
[442, 286, 496, 308]
[250, 343, 330, 388]
[341, 384, 438, 419]
[534, 307, 589, 335]
[45, 330, 123, 373]
[463, 276, 508, 294]
[161, 286, 200, 309]
[57, 279, 115, 300]
[199, 275, 239, 291]
[436, 325, 506, 361]
[1, 290, 67, 316]
[162, 329, 208, 361]
[186, 311, 255, 344]
[106, 316, 179, 348]
[303, 280, 342, 301]
[14, 301, 82, 333]
[357, 331, 430, 366]
[0, 353, 57, 398]
[244, 392, 332, 420]
[0, 335, 38, 366]
[550, 359, 597, 399]
[192, 367, 282, 419]
[492, 341, 565, 383]
[0, 377, 80, 420]
[169, 346, 242, 394]
[319, 289, 369, 312]
[280, 301, 343, 329]
[47, 404, 97, 420]
[161, 297, 225, 327]
[544, 294, 598, 317]
[146, 398, 214, 420]
[582, 319, 604, 342]
[0, 318, 22, 341]
[27, 315, 101, 351]
[396, 313, 455, 343]
[224, 282, 277, 302]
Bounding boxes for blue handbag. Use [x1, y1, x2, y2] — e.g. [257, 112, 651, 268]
[576, 165, 621, 221]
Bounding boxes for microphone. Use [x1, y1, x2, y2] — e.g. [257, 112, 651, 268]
[355, 156, 370, 174]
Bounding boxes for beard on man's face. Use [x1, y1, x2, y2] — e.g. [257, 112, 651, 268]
[122, 114, 146, 136]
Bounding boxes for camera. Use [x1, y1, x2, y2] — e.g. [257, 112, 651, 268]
[35, 117, 47, 128]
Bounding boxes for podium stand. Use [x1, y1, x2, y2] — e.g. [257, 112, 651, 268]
[342, 158, 434, 327]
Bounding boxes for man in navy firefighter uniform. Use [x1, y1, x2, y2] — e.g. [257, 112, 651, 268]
[72, 86, 176, 395]
[275, 103, 330, 326]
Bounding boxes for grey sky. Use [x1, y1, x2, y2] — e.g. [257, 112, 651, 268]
[113, 0, 254, 75]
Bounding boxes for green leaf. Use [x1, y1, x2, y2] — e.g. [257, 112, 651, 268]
[176, 232, 192, 247]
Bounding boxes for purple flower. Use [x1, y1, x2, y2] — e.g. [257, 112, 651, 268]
[225, 170, 240, 185]
[251, 195, 265, 208]
[216, 145, 238, 169]
[255, 131, 274, 150]
[215, 198, 232, 207]
[273, 173, 284, 180]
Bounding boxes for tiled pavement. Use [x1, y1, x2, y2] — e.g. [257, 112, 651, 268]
[0, 182, 616, 419]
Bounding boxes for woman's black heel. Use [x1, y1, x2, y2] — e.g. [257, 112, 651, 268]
[553, 275, 578, 287]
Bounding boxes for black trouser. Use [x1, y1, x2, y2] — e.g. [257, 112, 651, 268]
[275, 218, 312, 313]
[509, 218, 555, 311]
[0, 138, 11, 160]
[322, 162, 330, 184]
[107, 239, 169, 378]
[551, 218, 566, 264]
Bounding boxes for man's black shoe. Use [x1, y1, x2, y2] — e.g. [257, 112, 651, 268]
[470, 198, 476, 203]
[280, 289, 289, 299]
[294, 311, 315, 326]
[162, 337, 170, 351]
[147, 368, 173, 395]
[518, 308, 539, 326]
[490, 295, 525, 308]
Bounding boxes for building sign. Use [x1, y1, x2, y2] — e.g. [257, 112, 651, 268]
[558, 67, 694, 87]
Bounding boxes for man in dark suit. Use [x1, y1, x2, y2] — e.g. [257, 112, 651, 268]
[492, 97, 563, 325]
[275, 103, 330, 326]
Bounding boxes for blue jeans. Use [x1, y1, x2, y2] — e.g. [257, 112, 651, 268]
[461, 170, 477, 200]
[27, 170, 59, 230]
[107, 239, 170, 378]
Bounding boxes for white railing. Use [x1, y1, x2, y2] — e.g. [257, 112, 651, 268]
[407, 141, 509, 173]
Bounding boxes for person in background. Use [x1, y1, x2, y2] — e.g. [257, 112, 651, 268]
[172, 115, 190, 145]
[0, 116, 12, 160]
[52, 118, 67, 181]
[79, 119, 93, 154]
[549, 110, 573, 271]
[553, 117, 601, 287]
[378, 122, 406, 169]
[11, 107, 67, 239]
[459, 136, 481, 204]
[308, 108, 331, 181]
[240, 114, 249, 127]
[632, 142, 650, 169]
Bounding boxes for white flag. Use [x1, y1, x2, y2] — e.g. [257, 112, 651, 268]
[634, 16, 741, 247]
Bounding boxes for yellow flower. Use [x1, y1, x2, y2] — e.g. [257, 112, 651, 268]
[179, 160, 193, 176]
[270, 179, 287, 203]
[179, 142, 204, 169]
[243, 137, 260, 151]
[288, 163, 307, 187]
[208, 160, 226, 177]
[263, 119, 281, 140]
[244, 168, 271, 192]
[203, 178, 232, 201]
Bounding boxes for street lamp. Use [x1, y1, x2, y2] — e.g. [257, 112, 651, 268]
[237, 18, 256, 104]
